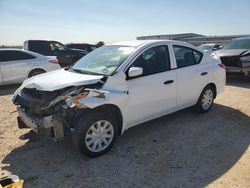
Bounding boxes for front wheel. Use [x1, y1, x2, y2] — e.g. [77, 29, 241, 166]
[195, 86, 215, 113]
[73, 111, 118, 157]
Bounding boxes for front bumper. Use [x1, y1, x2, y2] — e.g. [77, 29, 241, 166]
[17, 107, 65, 141]
[226, 66, 250, 76]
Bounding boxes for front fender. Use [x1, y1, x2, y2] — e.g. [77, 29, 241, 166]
[67, 72, 130, 133]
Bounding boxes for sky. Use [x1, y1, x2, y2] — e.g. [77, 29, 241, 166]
[0, 0, 250, 45]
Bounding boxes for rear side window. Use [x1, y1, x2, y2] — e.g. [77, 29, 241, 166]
[0, 51, 35, 62]
[173, 45, 203, 68]
[29, 41, 52, 54]
[130, 45, 170, 77]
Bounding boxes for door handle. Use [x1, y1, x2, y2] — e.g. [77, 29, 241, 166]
[201, 72, 208, 76]
[164, 80, 174, 85]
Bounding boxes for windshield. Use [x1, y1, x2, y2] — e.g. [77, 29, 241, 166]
[223, 38, 250, 50]
[90, 45, 97, 51]
[72, 45, 135, 75]
[51, 41, 66, 51]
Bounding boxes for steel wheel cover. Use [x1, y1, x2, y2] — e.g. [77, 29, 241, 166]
[85, 120, 114, 152]
[201, 89, 213, 110]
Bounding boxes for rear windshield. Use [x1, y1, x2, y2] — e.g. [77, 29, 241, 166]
[199, 44, 212, 51]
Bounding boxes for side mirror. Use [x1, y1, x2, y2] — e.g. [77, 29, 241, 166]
[128, 67, 143, 78]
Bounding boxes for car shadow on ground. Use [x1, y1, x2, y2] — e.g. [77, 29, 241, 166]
[0, 84, 20, 96]
[226, 74, 250, 89]
[2, 104, 250, 188]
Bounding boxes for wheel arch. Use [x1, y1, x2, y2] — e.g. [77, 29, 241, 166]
[205, 82, 217, 98]
[74, 104, 124, 135]
[194, 82, 217, 107]
[28, 68, 46, 78]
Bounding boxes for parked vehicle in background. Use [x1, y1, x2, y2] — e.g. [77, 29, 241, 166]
[0, 49, 60, 86]
[211, 37, 250, 76]
[66, 43, 97, 52]
[24, 40, 88, 67]
[96, 41, 105, 47]
[13, 40, 225, 157]
[199, 43, 222, 54]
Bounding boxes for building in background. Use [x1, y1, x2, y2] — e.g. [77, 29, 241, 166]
[137, 33, 250, 46]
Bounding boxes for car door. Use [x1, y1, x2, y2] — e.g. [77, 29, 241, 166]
[126, 45, 177, 127]
[1, 50, 35, 84]
[172, 45, 208, 108]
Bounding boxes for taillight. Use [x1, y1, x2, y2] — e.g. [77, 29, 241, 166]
[49, 59, 59, 64]
[218, 63, 225, 69]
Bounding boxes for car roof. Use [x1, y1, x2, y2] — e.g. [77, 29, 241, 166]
[25, 40, 63, 44]
[108, 40, 166, 47]
[0, 48, 30, 52]
[107, 40, 203, 55]
[200, 43, 217, 46]
[67, 43, 92, 45]
[0, 48, 46, 58]
[233, 37, 250, 40]
[0, 48, 23, 51]
[108, 40, 190, 48]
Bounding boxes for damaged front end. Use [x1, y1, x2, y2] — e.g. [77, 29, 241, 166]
[13, 80, 107, 141]
[219, 50, 250, 76]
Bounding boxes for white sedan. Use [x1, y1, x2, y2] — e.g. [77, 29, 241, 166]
[13, 40, 226, 157]
[0, 49, 61, 86]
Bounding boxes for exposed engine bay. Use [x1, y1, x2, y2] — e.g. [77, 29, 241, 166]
[13, 77, 109, 141]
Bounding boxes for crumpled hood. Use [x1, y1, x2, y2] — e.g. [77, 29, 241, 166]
[214, 49, 250, 57]
[18, 69, 103, 91]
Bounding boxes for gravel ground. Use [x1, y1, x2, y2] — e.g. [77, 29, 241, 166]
[0, 75, 249, 188]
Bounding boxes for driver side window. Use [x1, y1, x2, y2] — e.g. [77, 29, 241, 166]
[130, 45, 170, 77]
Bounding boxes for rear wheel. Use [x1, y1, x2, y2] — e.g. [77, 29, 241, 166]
[28, 69, 46, 78]
[73, 111, 118, 157]
[195, 86, 215, 113]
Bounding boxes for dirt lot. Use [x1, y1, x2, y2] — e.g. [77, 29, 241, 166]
[0, 75, 249, 188]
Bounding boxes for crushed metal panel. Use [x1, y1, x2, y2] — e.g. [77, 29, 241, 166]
[85, 89, 109, 98]
[74, 72, 130, 133]
[102, 72, 128, 92]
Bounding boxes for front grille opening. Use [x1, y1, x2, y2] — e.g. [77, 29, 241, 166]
[220, 56, 242, 67]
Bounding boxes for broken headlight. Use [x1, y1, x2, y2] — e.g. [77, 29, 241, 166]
[65, 92, 89, 108]
[211, 52, 220, 60]
[240, 55, 250, 62]
[240, 55, 250, 67]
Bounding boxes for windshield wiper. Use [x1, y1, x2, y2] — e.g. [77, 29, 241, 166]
[72, 68, 105, 76]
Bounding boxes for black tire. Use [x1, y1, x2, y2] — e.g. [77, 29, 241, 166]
[28, 69, 46, 78]
[194, 85, 215, 113]
[72, 110, 118, 157]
